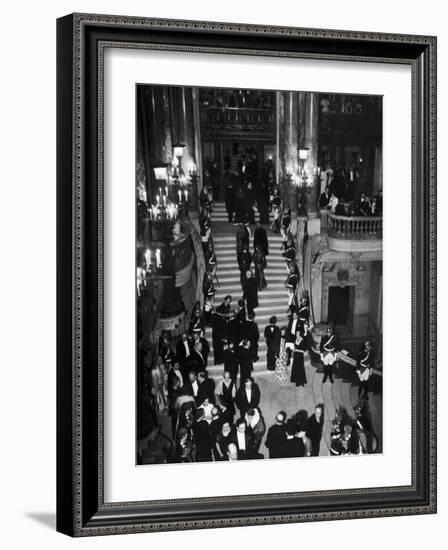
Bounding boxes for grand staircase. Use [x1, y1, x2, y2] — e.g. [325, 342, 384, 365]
[202, 201, 383, 455]
[205, 201, 289, 378]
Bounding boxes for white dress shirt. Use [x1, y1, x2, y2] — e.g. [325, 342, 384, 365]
[183, 341, 190, 358]
[245, 388, 252, 404]
[237, 431, 246, 451]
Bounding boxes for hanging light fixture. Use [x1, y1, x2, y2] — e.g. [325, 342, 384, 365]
[299, 147, 309, 161]
[152, 163, 169, 182]
[173, 143, 185, 158]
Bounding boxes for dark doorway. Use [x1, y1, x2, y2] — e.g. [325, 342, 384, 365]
[328, 285, 355, 327]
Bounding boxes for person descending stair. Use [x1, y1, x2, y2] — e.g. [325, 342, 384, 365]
[204, 201, 290, 379]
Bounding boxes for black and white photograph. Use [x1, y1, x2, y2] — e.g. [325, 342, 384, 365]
[136, 85, 383, 464]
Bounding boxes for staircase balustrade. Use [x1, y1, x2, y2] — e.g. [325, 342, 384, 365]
[327, 212, 382, 239]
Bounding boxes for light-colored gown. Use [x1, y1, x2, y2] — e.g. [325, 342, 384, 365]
[275, 337, 289, 384]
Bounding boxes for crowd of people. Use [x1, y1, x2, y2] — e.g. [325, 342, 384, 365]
[202, 147, 277, 225]
[318, 163, 383, 217]
[138, 154, 378, 464]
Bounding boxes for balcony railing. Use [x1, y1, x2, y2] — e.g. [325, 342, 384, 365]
[199, 106, 275, 140]
[326, 212, 382, 239]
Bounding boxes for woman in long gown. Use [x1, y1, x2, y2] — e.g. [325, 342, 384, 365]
[234, 186, 248, 223]
[243, 270, 258, 316]
[257, 182, 270, 224]
[290, 333, 307, 387]
[275, 327, 290, 384]
[216, 371, 236, 420]
[151, 357, 169, 415]
[253, 245, 267, 291]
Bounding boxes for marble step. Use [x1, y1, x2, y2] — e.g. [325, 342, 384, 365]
[213, 234, 283, 241]
[214, 288, 288, 298]
[216, 256, 285, 264]
[203, 342, 280, 355]
[212, 213, 274, 219]
[216, 268, 287, 275]
[217, 266, 287, 273]
[206, 362, 271, 376]
[213, 290, 288, 300]
[216, 267, 287, 274]
[207, 312, 290, 324]
[213, 204, 274, 212]
[217, 259, 286, 268]
[216, 275, 287, 284]
[217, 259, 285, 267]
[216, 251, 286, 259]
[214, 283, 287, 291]
[214, 244, 284, 251]
[210, 305, 287, 316]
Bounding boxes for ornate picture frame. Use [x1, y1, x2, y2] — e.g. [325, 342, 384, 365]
[56, 13, 437, 536]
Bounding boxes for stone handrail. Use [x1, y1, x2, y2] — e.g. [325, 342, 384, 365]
[327, 212, 382, 239]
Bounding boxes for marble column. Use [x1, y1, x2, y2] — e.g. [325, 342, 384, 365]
[147, 86, 172, 165]
[278, 91, 299, 213]
[192, 87, 203, 217]
[373, 145, 382, 195]
[137, 87, 152, 202]
[299, 91, 320, 218]
[170, 87, 199, 217]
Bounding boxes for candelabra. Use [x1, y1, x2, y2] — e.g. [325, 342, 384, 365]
[136, 247, 171, 298]
[286, 147, 319, 195]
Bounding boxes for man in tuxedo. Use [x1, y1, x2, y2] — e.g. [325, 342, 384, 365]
[318, 186, 331, 209]
[253, 221, 269, 255]
[168, 361, 184, 390]
[194, 408, 212, 462]
[183, 371, 200, 402]
[264, 316, 281, 371]
[222, 340, 239, 383]
[226, 310, 241, 346]
[306, 404, 324, 456]
[216, 295, 232, 319]
[215, 295, 232, 343]
[356, 192, 370, 216]
[235, 377, 261, 417]
[193, 332, 210, 367]
[211, 308, 227, 365]
[237, 339, 254, 382]
[210, 160, 220, 201]
[188, 340, 206, 374]
[265, 411, 287, 459]
[176, 332, 192, 373]
[236, 222, 250, 262]
[280, 419, 305, 458]
[224, 169, 236, 222]
[320, 326, 340, 384]
[235, 299, 247, 324]
[242, 312, 260, 361]
[231, 418, 253, 460]
[196, 370, 216, 406]
[225, 442, 239, 462]
[238, 246, 252, 288]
